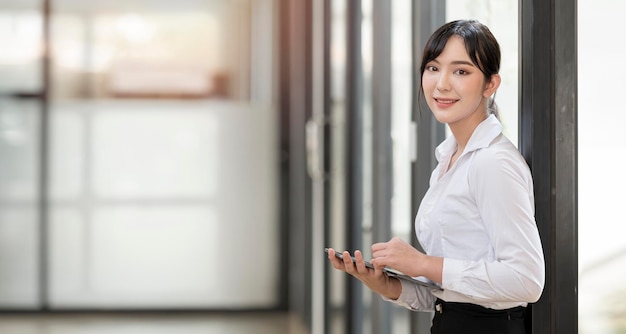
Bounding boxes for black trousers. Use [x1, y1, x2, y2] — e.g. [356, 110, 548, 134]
[431, 299, 526, 334]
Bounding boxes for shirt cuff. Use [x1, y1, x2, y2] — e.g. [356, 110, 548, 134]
[381, 279, 436, 311]
[442, 257, 469, 292]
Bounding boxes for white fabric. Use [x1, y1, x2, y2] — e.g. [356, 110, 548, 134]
[388, 115, 544, 311]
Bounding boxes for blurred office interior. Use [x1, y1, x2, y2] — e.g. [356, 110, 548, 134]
[0, 0, 623, 333]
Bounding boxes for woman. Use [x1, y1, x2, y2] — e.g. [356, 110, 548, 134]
[326, 20, 545, 334]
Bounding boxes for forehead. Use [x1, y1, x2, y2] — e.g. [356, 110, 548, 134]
[435, 35, 472, 62]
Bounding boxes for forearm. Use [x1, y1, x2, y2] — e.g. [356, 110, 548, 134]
[443, 258, 544, 302]
[417, 255, 443, 285]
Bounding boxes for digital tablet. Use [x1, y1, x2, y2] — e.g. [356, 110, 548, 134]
[325, 248, 442, 290]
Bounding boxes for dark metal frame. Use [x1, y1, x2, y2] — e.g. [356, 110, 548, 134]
[519, 0, 578, 333]
[370, 1, 393, 333]
[282, 0, 315, 326]
[344, 1, 364, 333]
[277, 0, 292, 312]
[39, 0, 51, 310]
[321, 1, 332, 332]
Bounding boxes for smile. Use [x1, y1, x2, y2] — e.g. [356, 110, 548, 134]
[434, 98, 458, 108]
[434, 98, 458, 104]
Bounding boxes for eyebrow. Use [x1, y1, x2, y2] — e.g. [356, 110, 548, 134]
[429, 59, 476, 67]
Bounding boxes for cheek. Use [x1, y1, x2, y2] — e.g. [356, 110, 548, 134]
[421, 76, 436, 93]
[458, 81, 483, 99]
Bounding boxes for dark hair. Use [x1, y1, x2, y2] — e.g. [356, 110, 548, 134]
[419, 20, 501, 116]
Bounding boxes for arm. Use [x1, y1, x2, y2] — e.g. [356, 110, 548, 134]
[445, 149, 545, 303]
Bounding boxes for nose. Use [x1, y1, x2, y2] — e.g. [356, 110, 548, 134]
[436, 73, 451, 92]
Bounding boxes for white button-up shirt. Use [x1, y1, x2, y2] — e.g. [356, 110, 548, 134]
[390, 115, 545, 311]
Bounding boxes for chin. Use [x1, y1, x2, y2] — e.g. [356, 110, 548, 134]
[430, 110, 454, 124]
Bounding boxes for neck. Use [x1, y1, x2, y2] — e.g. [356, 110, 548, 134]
[449, 111, 488, 152]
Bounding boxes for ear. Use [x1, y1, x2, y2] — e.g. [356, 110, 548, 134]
[483, 74, 501, 98]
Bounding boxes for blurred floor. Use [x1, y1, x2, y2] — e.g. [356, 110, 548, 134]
[0, 311, 309, 334]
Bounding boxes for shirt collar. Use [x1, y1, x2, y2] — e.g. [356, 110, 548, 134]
[435, 114, 503, 162]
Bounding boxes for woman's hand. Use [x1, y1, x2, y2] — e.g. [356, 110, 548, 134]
[370, 237, 443, 285]
[326, 248, 402, 300]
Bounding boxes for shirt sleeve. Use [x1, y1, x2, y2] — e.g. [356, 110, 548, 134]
[381, 279, 437, 311]
[442, 147, 545, 303]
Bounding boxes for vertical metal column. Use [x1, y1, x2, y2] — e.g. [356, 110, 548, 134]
[411, 1, 445, 333]
[321, 1, 332, 333]
[345, 1, 363, 333]
[283, 0, 314, 327]
[519, 0, 578, 333]
[277, 0, 291, 312]
[309, 0, 330, 333]
[39, 0, 51, 310]
[371, 0, 392, 333]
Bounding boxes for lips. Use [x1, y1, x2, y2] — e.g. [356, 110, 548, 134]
[433, 97, 458, 108]
[434, 98, 458, 104]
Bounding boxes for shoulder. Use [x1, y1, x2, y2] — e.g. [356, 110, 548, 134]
[469, 134, 532, 185]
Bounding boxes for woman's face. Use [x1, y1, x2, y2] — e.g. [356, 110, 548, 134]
[422, 35, 498, 128]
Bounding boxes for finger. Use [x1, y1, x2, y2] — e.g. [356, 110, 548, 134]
[370, 257, 385, 269]
[342, 251, 357, 274]
[328, 248, 338, 262]
[372, 242, 392, 259]
[327, 248, 345, 270]
[371, 241, 388, 252]
[371, 249, 384, 260]
[373, 263, 386, 278]
[353, 250, 370, 275]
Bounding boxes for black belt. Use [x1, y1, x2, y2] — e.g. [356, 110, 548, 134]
[434, 298, 526, 320]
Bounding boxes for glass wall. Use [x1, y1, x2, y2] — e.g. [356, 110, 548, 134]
[0, 0, 43, 308]
[0, 0, 280, 310]
[578, 0, 626, 332]
[47, 0, 278, 309]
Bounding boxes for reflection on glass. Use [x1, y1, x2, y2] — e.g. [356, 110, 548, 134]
[578, 0, 626, 332]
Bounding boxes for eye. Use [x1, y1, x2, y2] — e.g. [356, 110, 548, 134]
[426, 65, 438, 72]
[454, 69, 469, 75]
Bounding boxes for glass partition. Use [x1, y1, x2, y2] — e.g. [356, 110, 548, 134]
[47, 0, 279, 308]
[578, 0, 626, 332]
[0, 0, 280, 310]
[0, 0, 43, 309]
